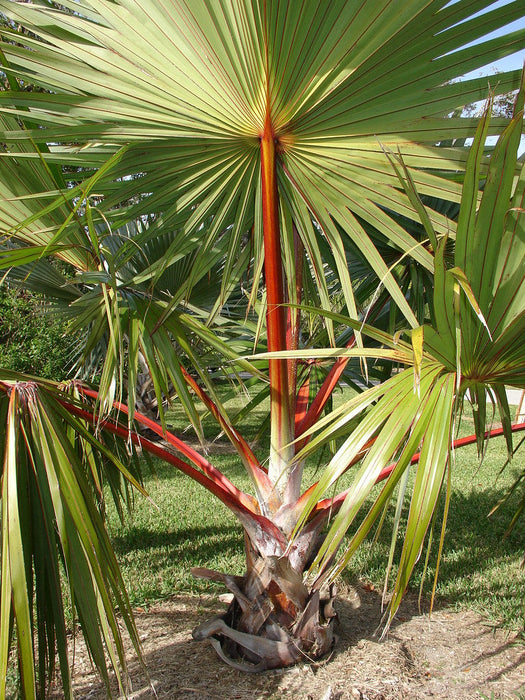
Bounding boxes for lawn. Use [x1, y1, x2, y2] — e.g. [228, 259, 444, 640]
[106, 384, 525, 630]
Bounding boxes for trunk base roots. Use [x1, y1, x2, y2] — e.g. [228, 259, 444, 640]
[192, 585, 337, 672]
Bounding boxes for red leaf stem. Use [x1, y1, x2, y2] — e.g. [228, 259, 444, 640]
[75, 385, 255, 510]
[294, 366, 311, 434]
[295, 301, 387, 442]
[179, 367, 281, 511]
[295, 342, 355, 442]
[287, 225, 304, 420]
[77, 402, 288, 547]
[310, 422, 525, 518]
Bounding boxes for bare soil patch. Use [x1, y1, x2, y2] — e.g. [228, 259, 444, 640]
[51, 585, 525, 700]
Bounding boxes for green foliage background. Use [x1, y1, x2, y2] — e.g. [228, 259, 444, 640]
[0, 287, 72, 380]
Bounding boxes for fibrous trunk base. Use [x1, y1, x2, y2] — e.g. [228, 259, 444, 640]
[192, 556, 337, 672]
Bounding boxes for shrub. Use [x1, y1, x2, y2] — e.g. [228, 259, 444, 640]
[0, 286, 73, 380]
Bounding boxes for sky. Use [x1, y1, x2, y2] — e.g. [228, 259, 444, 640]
[460, 0, 525, 79]
[458, 1, 525, 153]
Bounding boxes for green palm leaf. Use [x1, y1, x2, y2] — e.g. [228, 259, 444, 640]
[0, 378, 146, 699]
[1, 0, 522, 325]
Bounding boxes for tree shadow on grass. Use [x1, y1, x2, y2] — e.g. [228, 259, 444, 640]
[343, 481, 525, 629]
[110, 524, 246, 603]
[111, 524, 243, 566]
[431, 486, 524, 619]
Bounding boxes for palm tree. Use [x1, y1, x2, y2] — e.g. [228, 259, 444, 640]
[0, 0, 524, 695]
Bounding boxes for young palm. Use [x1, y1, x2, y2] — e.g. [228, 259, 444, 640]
[0, 1, 524, 695]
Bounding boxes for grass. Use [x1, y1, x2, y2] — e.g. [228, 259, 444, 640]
[342, 430, 525, 627]
[105, 384, 525, 630]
